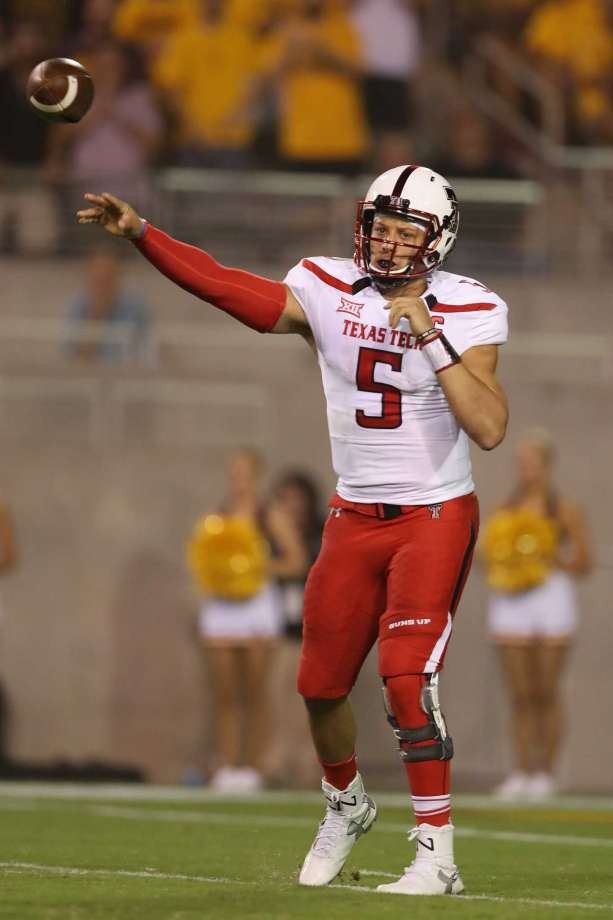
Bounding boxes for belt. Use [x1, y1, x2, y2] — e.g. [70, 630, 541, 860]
[329, 495, 416, 520]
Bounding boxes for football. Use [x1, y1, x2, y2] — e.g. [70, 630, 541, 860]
[26, 58, 94, 123]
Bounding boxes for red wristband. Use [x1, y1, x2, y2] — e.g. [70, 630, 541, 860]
[134, 224, 286, 333]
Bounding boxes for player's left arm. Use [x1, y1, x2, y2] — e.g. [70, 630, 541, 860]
[386, 294, 508, 450]
[437, 344, 508, 451]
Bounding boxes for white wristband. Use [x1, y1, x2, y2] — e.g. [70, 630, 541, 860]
[422, 333, 461, 374]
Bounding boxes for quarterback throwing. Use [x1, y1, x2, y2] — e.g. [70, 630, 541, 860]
[78, 165, 508, 896]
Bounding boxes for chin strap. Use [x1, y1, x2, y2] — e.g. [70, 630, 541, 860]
[134, 223, 286, 333]
[372, 275, 413, 293]
[371, 267, 434, 292]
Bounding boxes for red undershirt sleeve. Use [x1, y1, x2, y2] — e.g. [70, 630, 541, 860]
[133, 223, 287, 333]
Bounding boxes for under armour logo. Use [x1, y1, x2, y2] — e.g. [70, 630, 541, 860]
[428, 503, 443, 520]
[328, 508, 342, 519]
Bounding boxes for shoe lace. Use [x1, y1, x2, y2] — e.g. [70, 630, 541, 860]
[311, 811, 352, 857]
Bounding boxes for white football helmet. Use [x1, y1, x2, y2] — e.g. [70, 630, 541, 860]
[354, 165, 460, 287]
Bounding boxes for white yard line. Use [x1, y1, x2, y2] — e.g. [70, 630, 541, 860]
[456, 826, 613, 847]
[91, 804, 613, 848]
[0, 861, 239, 885]
[333, 879, 613, 912]
[1, 861, 612, 913]
[0, 782, 611, 812]
[1, 799, 612, 849]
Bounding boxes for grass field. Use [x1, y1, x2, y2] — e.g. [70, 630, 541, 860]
[1, 784, 612, 919]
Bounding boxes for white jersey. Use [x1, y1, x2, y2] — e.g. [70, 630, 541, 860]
[284, 257, 508, 504]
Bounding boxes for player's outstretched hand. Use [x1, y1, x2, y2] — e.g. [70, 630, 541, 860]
[76, 192, 143, 239]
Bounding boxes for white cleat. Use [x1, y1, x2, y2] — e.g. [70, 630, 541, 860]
[525, 771, 556, 801]
[299, 772, 377, 886]
[377, 823, 464, 896]
[492, 771, 530, 801]
[209, 766, 263, 793]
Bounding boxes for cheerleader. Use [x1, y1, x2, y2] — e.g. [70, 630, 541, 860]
[188, 448, 307, 792]
[268, 470, 326, 787]
[484, 430, 591, 800]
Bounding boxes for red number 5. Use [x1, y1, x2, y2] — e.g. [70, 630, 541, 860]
[355, 347, 403, 429]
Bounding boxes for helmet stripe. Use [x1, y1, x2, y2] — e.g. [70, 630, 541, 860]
[391, 165, 418, 198]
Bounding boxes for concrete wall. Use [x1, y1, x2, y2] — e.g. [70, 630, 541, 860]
[0, 258, 610, 791]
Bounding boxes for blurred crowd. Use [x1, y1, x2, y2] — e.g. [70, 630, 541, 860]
[3, 0, 613, 201]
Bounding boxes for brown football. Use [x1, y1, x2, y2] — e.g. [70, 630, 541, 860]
[26, 58, 94, 124]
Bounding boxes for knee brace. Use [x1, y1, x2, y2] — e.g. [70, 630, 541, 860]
[383, 673, 454, 763]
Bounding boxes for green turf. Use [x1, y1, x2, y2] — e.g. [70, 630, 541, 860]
[0, 790, 612, 918]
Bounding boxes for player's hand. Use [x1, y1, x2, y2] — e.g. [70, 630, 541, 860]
[384, 294, 432, 334]
[76, 192, 143, 239]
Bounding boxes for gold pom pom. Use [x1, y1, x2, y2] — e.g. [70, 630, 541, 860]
[483, 509, 558, 593]
[186, 515, 270, 600]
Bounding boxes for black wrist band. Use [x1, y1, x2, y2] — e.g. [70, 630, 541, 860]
[415, 326, 439, 343]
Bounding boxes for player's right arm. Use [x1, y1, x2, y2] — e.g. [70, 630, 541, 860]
[76, 193, 309, 337]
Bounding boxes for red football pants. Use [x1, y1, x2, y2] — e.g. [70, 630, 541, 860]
[298, 493, 479, 699]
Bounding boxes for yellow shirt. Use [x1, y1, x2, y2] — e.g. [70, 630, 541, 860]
[226, 0, 294, 30]
[525, 0, 613, 80]
[113, 0, 199, 43]
[152, 21, 259, 149]
[525, 0, 613, 119]
[114, 0, 291, 43]
[261, 14, 368, 161]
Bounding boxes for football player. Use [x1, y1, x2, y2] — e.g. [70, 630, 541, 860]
[78, 164, 508, 895]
